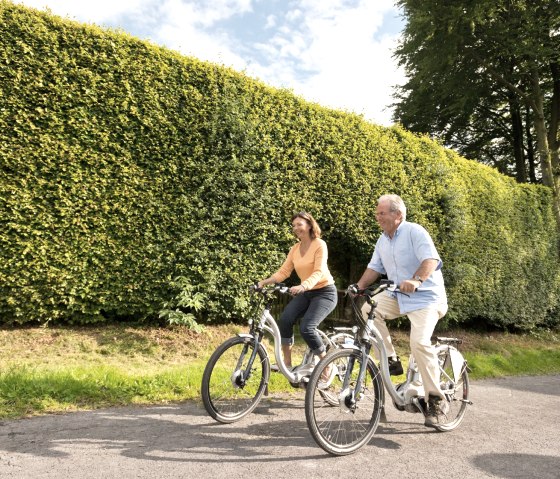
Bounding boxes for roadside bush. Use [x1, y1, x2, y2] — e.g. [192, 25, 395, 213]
[1, 1, 558, 329]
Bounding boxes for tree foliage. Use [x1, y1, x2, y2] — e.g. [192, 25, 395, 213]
[393, 0, 560, 197]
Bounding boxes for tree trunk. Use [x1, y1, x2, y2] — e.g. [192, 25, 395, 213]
[531, 69, 560, 227]
[525, 105, 537, 183]
[509, 94, 527, 182]
[548, 61, 560, 183]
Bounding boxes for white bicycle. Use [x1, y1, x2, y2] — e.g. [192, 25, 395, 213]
[305, 281, 472, 455]
[201, 283, 351, 423]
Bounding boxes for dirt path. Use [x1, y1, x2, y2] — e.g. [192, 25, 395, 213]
[1, 375, 559, 478]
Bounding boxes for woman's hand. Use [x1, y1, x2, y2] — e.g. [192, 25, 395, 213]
[290, 285, 306, 295]
[258, 278, 274, 289]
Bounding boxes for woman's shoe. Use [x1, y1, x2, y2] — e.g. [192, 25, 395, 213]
[317, 364, 337, 389]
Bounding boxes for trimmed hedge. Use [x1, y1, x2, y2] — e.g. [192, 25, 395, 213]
[1, 1, 559, 329]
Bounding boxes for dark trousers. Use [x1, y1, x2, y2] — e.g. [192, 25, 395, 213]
[279, 284, 338, 354]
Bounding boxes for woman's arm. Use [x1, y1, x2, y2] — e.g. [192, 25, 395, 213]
[257, 245, 296, 288]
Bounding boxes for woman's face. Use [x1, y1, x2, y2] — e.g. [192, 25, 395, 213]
[292, 217, 311, 240]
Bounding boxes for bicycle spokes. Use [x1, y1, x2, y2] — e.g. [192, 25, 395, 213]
[305, 348, 383, 456]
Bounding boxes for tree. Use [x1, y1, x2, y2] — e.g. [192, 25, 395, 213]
[393, 0, 560, 225]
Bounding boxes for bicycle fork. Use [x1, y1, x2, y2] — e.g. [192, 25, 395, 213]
[339, 343, 371, 412]
[233, 333, 263, 388]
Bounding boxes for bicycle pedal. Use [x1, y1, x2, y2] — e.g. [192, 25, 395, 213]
[270, 364, 280, 372]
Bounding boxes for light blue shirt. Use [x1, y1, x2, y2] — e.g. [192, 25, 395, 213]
[367, 221, 447, 314]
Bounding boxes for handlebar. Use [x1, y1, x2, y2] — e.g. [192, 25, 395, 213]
[249, 283, 290, 295]
[347, 279, 396, 299]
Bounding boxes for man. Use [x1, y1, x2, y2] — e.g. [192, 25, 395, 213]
[353, 194, 449, 427]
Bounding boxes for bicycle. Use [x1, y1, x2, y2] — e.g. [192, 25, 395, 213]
[201, 283, 352, 423]
[305, 280, 472, 455]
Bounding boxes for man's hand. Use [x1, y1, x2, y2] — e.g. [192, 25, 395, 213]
[400, 279, 421, 294]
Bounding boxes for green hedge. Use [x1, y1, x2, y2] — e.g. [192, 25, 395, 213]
[1, 1, 559, 329]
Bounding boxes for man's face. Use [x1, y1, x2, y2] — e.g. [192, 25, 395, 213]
[375, 201, 401, 235]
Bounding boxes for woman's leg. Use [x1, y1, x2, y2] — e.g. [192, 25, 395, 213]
[281, 344, 293, 368]
[278, 293, 310, 367]
[299, 285, 338, 354]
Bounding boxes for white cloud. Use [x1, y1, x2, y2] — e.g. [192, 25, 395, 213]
[245, 0, 404, 124]
[264, 14, 276, 29]
[151, 0, 249, 70]
[155, 0, 252, 28]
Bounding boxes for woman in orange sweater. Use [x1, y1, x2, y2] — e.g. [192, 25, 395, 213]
[258, 211, 338, 369]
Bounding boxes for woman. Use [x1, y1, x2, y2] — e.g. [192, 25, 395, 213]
[258, 211, 338, 371]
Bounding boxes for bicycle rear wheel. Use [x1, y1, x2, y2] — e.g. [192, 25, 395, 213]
[201, 336, 270, 423]
[305, 348, 383, 456]
[435, 345, 470, 431]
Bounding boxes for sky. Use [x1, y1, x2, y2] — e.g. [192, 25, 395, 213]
[16, 0, 406, 126]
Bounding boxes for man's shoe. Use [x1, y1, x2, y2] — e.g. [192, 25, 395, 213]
[388, 356, 404, 376]
[424, 394, 449, 428]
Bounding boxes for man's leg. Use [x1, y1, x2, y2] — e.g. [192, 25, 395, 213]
[361, 293, 401, 359]
[407, 304, 447, 400]
[408, 306, 446, 427]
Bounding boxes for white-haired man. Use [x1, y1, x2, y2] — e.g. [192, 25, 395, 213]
[353, 194, 449, 427]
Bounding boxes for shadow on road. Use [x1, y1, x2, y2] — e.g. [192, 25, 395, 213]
[0, 397, 426, 463]
[472, 453, 560, 479]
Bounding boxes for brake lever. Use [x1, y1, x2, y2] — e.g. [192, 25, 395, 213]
[387, 285, 410, 298]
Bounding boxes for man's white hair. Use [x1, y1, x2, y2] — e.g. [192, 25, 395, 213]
[378, 194, 407, 221]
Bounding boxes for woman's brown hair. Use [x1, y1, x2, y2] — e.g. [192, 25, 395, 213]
[291, 211, 322, 239]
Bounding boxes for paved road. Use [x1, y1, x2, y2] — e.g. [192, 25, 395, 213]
[1, 375, 559, 479]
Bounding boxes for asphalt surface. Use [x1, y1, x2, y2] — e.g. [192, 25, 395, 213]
[1, 375, 559, 479]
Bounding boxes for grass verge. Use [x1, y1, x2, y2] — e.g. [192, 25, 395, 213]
[0, 324, 559, 419]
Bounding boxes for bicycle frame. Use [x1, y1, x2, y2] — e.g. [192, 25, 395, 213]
[342, 286, 427, 412]
[237, 307, 303, 384]
[237, 286, 319, 385]
[343, 285, 468, 413]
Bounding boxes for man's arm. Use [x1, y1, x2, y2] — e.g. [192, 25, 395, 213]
[400, 258, 439, 293]
[356, 268, 381, 290]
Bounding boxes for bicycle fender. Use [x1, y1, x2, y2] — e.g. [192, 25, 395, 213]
[448, 347, 466, 383]
[340, 344, 361, 352]
[236, 333, 269, 357]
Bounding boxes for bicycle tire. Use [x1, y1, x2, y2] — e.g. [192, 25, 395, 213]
[201, 336, 270, 423]
[434, 345, 470, 431]
[305, 348, 383, 456]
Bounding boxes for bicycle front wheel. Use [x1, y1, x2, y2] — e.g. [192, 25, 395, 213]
[201, 336, 270, 423]
[435, 345, 470, 431]
[305, 348, 383, 456]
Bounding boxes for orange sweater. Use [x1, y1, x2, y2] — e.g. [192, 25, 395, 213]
[271, 238, 334, 290]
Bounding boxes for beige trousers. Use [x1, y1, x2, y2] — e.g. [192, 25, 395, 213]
[362, 293, 448, 399]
